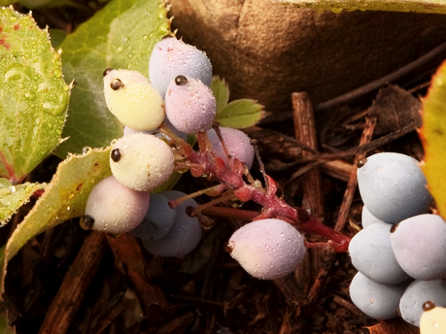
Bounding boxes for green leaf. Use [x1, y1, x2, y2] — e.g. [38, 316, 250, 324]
[0, 178, 44, 226]
[0, 2, 15, 5]
[211, 76, 229, 115]
[1, 147, 111, 290]
[56, 0, 170, 157]
[216, 99, 265, 129]
[0, 7, 70, 181]
[421, 61, 446, 220]
[281, 0, 446, 14]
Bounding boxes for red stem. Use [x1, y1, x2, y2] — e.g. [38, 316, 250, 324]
[174, 132, 351, 252]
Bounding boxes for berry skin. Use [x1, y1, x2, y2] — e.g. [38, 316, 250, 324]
[399, 280, 446, 327]
[148, 37, 213, 98]
[85, 176, 150, 234]
[348, 223, 409, 284]
[390, 214, 446, 280]
[103, 69, 164, 131]
[420, 304, 446, 334]
[227, 218, 306, 280]
[131, 193, 176, 241]
[165, 75, 216, 134]
[207, 127, 255, 169]
[349, 272, 405, 320]
[357, 152, 432, 223]
[110, 133, 175, 192]
[361, 206, 390, 228]
[142, 191, 202, 257]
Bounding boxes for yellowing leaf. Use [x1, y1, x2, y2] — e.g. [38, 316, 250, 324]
[420, 61, 446, 219]
[0, 178, 44, 226]
[1, 147, 111, 292]
[0, 7, 70, 181]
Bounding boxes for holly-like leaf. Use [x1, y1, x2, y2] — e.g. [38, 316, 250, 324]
[1, 147, 111, 293]
[281, 0, 446, 14]
[420, 61, 446, 220]
[0, 178, 44, 226]
[211, 76, 230, 115]
[0, 7, 70, 182]
[216, 99, 265, 129]
[56, 0, 170, 157]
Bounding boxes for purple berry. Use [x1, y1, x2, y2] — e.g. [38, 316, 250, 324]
[361, 206, 390, 228]
[400, 280, 446, 327]
[357, 152, 432, 223]
[390, 214, 446, 280]
[85, 176, 150, 234]
[349, 272, 405, 320]
[148, 37, 212, 98]
[142, 190, 201, 257]
[207, 127, 255, 169]
[348, 223, 410, 284]
[227, 218, 306, 280]
[131, 193, 176, 241]
[165, 75, 216, 134]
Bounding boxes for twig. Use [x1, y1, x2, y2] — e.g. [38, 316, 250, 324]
[316, 42, 446, 110]
[38, 232, 106, 334]
[334, 117, 376, 232]
[320, 160, 353, 182]
[292, 92, 324, 217]
[106, 234, 167, 315]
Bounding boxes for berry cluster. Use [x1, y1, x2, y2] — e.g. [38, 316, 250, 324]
[349, 152, 446, 327]
[83, 36, 350, 280]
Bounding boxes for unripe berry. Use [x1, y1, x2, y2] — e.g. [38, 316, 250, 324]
[110, 133, 175, 192]
[165, 75, 216, 134]
[207, 127, 255, 169]
[85, 176, 150, 234]
[227, 218, 306, 280]
[103, 69, 164, 131]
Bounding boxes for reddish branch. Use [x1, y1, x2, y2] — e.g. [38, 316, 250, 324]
[163, 127, 350, 252]
[0, 151, 18, 183]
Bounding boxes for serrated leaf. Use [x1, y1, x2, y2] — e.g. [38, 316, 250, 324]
[56, 0, 170, 157]
[216, 98, 265, 129]
[211, 76, 229, 115]
[0, 178, 44, 226]
[0, 7, 70, 181]
[1, 147, 111, 292]
[280, 0, 446, 14]
[421, 61, 446, 220]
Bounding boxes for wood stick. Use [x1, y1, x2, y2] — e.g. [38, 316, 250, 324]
[334, 117, 376, 232]
[292, 92, 324, 217]
[321, 160, 353, 182]
[39, 232, 106, 334]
